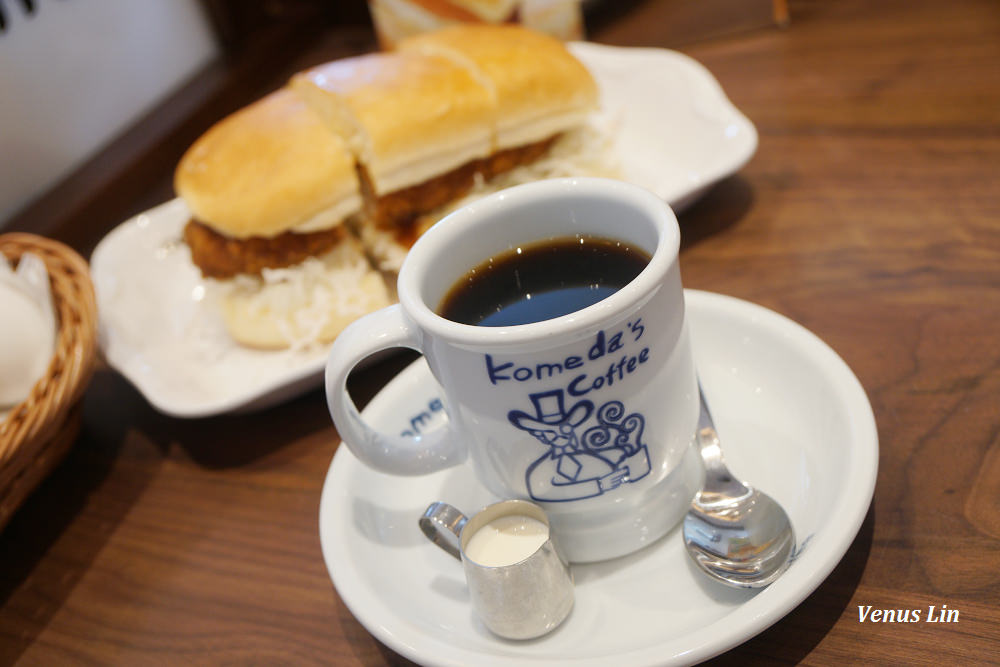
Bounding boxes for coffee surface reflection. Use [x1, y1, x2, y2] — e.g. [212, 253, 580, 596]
[438, 235, 650, 327]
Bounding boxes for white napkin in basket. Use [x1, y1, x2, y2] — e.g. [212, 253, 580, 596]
[0, 253, 56, 416]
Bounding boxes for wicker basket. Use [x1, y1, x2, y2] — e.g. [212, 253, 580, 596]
[0, 233, 98, 531]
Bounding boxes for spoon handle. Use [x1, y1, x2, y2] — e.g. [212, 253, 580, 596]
[696, 383, 750, 501]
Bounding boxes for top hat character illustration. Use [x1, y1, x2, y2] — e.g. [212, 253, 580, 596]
[508, 390, 593, 442]
[509, 390, 651, 503]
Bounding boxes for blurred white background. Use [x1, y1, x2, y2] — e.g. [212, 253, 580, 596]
[0, 0, 218, 226]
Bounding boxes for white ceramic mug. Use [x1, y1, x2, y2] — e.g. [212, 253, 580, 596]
[326, 177, 703, 562]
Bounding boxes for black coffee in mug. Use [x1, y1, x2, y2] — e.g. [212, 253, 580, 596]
[438, 235, 651, 327]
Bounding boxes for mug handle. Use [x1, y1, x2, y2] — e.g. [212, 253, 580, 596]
[325, 305, 467, 475]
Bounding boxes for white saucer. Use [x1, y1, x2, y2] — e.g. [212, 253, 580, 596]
[89, 44, 756, 418]
[318, 290, 879, 666]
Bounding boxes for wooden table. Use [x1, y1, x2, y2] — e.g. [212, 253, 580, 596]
[2, 0, 998, 663]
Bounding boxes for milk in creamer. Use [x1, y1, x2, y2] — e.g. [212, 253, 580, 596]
[464, 514, 549, 567]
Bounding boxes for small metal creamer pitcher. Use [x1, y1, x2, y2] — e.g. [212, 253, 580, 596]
[420, 499, 574, 640]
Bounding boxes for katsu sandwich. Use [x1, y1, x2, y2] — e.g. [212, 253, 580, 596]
[175, 88, 390, 349]
[291, 24, 611, 274]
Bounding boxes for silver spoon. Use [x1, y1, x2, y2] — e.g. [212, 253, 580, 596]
[683, 383, 795, 588]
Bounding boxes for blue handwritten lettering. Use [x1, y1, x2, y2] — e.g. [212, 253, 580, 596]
[483, 327, 652, 395]
[485, 354, 513, 384]
[567, 374, 590, 396]
[588, 331, 606, 360]
[630, 318, 644, 341]
[564, 350, 652, 396]
[537, 362, 566, 378]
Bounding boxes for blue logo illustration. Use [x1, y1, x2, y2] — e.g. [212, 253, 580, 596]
[508, 390, 651, 502]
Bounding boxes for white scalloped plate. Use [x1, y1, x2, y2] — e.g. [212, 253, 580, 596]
[90, 44, 757, 417]
[318, 290, 878, 666]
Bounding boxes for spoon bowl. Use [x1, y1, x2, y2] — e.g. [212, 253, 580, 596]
[683, 383, 795, 588]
